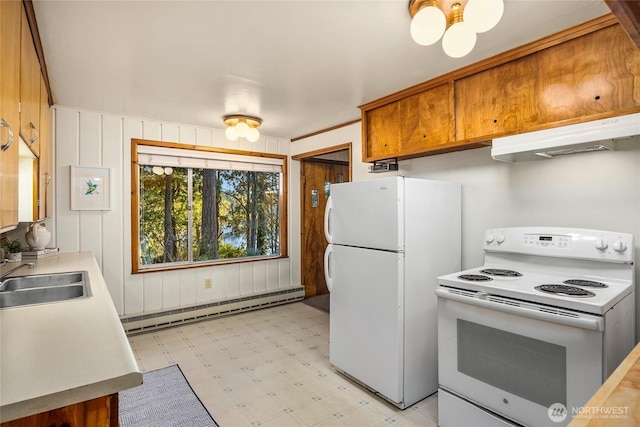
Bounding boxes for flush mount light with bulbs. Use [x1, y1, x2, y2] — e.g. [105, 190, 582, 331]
[223, 114, 262, 142]
[409, 0, 504, 58]
[152, 166, 173, 176]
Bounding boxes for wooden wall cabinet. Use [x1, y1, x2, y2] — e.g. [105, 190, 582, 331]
[0, 0, 22, 231]
[1, 2, 52, 228]
[364, 83, 455, 160]
[361, 18, 640, 163]
[1, 393, 118, 427]
[456, 24, 640, 142]
[454, 54, 539, 141]
[19, 7, 41, 157]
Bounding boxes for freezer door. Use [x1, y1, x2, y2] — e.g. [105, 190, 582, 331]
[327, 177, 402, 251]
[329, 245, 404, 404]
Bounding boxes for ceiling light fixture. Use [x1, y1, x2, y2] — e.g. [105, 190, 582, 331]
[152, 166, 173, 176]
[223, 114, 262, 143]
[409, 0, 504, 58]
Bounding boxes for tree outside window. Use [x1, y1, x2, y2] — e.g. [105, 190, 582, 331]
[133, 139, 285, 272]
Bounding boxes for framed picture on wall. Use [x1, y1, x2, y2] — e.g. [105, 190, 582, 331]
[70, 166, 112, 211]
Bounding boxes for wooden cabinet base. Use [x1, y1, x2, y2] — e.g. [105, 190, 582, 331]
[1, 394, 119, 427]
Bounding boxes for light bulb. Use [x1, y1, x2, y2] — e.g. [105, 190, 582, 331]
[464, 0, 504, 33]
[225, 126, 239, 141]
[152, 166, 164, 175]
[164, 167, 173, 175]
[246, 127, 260, 142]
[410, 5, 446, 46]
[235, 121, 249, 137]
[442, 22, 476, 58]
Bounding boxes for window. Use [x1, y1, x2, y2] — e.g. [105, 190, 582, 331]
[132, 139, 287, 272]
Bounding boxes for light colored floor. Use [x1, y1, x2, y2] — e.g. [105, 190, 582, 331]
[127, 301, 439, 426]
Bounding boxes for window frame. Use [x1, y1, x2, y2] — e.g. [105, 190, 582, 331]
[131, 138, 288, 274]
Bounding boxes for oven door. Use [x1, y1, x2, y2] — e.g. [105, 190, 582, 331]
[437, 287, 604, 427]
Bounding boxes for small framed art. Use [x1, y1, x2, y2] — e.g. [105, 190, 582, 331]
[70, 166, 111, 210]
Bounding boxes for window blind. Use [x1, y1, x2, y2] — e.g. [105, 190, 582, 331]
[137, 145, 284, 173]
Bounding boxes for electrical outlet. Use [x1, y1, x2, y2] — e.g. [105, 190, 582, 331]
[205, 278, 212, 289]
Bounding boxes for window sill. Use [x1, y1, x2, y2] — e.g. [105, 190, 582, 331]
[132, 254, 288, 274]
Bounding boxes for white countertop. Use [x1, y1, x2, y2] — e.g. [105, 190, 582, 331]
[0, 252, 142, 422]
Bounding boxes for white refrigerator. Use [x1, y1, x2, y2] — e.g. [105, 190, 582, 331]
[323, 176, 461, 408]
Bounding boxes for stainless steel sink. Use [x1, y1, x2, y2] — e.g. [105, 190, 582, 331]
[0, 271, 92, 308]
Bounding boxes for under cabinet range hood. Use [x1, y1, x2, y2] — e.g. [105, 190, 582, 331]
[491, 112, 640, 162]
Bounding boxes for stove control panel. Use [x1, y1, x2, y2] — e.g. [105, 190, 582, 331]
[484, 227, 634, 263]
[523, 234, 571, 249]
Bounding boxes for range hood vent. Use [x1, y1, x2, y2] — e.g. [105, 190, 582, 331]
[491, 113, 640, 162]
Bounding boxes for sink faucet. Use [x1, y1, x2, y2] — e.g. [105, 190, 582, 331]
[0, 262, 35, 284]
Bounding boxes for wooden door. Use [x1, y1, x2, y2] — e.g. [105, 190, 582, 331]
[301, 159, 349, 297]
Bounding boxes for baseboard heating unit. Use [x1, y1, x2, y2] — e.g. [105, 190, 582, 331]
[121, 286, 304, 334]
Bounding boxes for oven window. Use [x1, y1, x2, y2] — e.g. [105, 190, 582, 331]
[457, 319, 566, 407]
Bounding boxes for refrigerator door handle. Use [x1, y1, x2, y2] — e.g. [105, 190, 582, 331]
[324, 244, 333, 292]
[324, 196, 333, 243]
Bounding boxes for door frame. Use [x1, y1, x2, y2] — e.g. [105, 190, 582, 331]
[292, 143, 352, 297]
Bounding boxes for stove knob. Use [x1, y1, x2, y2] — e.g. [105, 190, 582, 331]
[613, 239, 627, 253]
[595, 238, 608, 251]
[486, 233, 495, 244]
[496, 234, 505, 244]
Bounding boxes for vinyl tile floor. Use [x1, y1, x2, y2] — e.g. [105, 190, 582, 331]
[127, 301, 439, 426]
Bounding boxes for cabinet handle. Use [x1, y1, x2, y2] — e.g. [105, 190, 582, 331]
[1, 118, 14, 152]
[28, 121, 39, 144]
[45, 172, 51, 186]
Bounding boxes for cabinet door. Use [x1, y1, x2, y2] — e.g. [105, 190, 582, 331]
[364, 102, 401, 160]
[1, 393, 118, 427]
[20, 8, 41, 157]
[399, 83, 454, 153]
[38, 74, 52, 220]
[0, 0, 21, 230]
[537, 25, 640, 123]
[455, 24, 640, 142]
[364, 83, 455, 161]
[455, 54, 539, 141]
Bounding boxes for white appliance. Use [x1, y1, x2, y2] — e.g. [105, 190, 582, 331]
[437, 227, 635, 427]
[491, 112, 640, 161]
[323, 177, 461, 408]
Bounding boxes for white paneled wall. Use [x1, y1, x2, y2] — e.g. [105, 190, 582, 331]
[54, 106, 293, 315]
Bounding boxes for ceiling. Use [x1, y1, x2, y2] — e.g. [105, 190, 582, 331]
[32, 0, 613, 140]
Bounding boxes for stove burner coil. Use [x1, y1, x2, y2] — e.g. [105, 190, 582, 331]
[563, 279, 608, 288]
[458, 274, 493, 282]
[480, 269, 523, 277]
[535, 284, 595, 298]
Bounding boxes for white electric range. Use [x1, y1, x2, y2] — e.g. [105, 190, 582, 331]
[437, 227, 635, 427]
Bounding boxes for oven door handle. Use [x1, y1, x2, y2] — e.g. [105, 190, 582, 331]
[436, 288, 604, 331]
